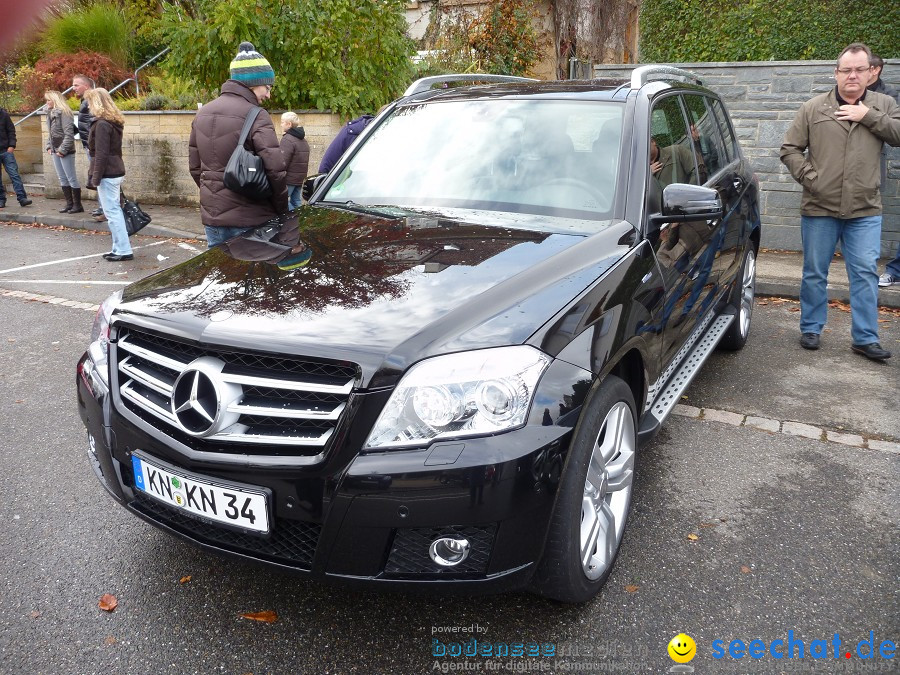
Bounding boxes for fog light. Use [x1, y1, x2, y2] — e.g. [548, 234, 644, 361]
[429, 537, 471, 566]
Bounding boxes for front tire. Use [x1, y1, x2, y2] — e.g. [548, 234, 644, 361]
[718, 245, 756, 351]
[530, 375, 637, 603]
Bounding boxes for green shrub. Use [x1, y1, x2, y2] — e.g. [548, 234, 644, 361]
[157, 0, 415, 117]
[139, 93, 175, 110]
[42, 2, 131, 65]
[640, 0, 898, 62]
[117, 96, 143, 111]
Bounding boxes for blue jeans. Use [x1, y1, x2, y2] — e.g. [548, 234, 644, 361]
[800, 215, 881, 345]
[97, 176, 132, 255]
[287, 184, 303, 210]
[886, 250, 900, 278]
[0, 151, 28, 202]
[205, 225, 251, 248]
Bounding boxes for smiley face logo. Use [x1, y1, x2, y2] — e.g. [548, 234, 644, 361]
[668, 633, 696, 663]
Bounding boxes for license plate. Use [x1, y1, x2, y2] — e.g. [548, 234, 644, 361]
[131, 453, 270, 534]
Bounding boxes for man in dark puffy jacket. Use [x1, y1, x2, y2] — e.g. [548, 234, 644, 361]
[318, 113, 374, 174]
[189, 42, 289, 247]
[0, 107, 32, 207]
[72, 74, 103, 217]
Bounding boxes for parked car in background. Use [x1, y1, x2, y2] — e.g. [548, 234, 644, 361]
[77, 67, 760, 603]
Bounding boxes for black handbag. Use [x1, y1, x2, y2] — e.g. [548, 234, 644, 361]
[223, 106, 272, 200]
[121, 195, 152, 235]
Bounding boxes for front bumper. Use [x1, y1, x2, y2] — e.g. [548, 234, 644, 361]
[77, 352, 588, 593]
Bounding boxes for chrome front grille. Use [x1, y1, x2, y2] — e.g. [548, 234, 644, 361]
[113, 327, 357, 453]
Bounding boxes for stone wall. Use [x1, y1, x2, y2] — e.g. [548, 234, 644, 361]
[9, 115, 44, 175]
[37, 110, 344, 207]
[594, 60, 900, 258]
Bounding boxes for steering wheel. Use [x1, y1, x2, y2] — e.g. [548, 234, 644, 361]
[543, 177, 609, 209]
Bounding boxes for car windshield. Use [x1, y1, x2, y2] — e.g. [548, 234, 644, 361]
[321, 99, 623, 227]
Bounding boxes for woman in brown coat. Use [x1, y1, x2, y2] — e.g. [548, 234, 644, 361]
[85, 88, 132, 261]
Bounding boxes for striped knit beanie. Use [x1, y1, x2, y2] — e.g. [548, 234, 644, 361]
[230, 41, 274, 87]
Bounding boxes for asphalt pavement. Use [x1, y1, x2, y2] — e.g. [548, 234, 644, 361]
[0, 223, 897, 674]
[2, 192, 900, 308]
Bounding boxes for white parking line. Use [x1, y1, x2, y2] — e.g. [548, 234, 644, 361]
[1, 287, 99, 311]
[0, 279, 130, 285]
[0, 240, 169, 275]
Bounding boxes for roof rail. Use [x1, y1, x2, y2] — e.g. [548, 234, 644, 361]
[630, 65, 702, 89]
[403, 73, 538, 97]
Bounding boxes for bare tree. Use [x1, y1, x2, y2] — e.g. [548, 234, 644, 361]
[551, 0, 639, 79]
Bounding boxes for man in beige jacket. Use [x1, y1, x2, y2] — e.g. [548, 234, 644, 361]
[780, 43, 900, 361]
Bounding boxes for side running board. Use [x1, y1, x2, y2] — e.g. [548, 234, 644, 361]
[638, 311, 735, 442]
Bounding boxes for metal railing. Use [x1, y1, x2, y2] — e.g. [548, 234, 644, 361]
[14, 85, 74, 126]
[13, 47, 170, 126]
[110, 47, 170, 95]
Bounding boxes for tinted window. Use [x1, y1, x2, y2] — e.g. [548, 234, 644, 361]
[681, 94, 727, 180]
[709, 98, 738, 163]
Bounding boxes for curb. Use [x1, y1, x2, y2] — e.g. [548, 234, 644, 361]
[757, 280, 900, 310]
[1, 211, 203, 242]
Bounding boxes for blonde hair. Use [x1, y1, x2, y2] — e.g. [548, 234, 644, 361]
[84, 88, 125, 126]
[281, 111, 300, 127]
[44, 90, 73, 119]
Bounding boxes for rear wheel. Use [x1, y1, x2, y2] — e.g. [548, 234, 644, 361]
[718, 245, 756, 351]
[530, 375, 637, 603]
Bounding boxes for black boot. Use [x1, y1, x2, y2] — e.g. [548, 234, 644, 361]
[59, 186, 73, 213]
[69, 188, 84, 213]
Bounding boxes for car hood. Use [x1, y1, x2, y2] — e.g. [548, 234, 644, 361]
[116, 206, 633, 388]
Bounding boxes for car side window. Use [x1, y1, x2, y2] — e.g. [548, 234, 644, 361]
[648, 96, 700, 192]
[681, 94, 727, 180]
[709, 98, 738, 164]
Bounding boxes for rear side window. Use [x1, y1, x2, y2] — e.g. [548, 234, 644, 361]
[681, 94, 728, 180]
[709, 98, 738, 164]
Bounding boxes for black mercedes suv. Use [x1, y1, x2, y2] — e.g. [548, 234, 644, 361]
[77, 67, 760, 603]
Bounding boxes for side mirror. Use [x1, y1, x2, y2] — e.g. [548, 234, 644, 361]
[303, 173, 328, 202]
[650, 183, 724, 225]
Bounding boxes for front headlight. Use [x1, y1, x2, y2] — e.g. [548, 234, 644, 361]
[87, 290, 123, 384]
[363, 346, 551, 449]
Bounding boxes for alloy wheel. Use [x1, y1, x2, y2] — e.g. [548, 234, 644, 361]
[580, 401, 635, 580]
[738, 250, 756, 338]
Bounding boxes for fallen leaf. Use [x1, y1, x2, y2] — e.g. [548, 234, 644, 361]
[98, 594, 118, 612]
[757, 300, 768, 306]
[625, 584, 640, 593]
[740, 565, 752, 574]
[104, 636, 117, 646]
[240, 610, 277, 623]
[30, 611, 41, 619]
[14, 400, 24, 404]
[179, 575, 192, 584]
[699, 522, 716, 528]
[687, 533, 699, 541]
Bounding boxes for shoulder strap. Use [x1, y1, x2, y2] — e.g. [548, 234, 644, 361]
[237, 106, 263, 148]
